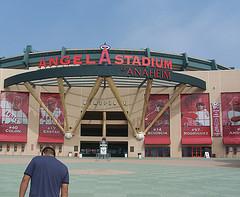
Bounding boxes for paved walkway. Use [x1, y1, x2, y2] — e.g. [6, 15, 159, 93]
[0, 156, 240, 197]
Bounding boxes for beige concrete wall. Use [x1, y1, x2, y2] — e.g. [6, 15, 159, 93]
[0, 68, 240, 158]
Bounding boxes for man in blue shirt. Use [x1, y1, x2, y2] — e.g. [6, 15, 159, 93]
[19, 146, 69, 197]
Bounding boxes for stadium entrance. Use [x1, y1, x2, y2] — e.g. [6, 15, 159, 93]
[80, 141, 128, 157]
[145, 146, 170, 157]
[182, 146, 212, 157]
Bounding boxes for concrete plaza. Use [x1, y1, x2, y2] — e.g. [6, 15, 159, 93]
[0, 156, 239, 197]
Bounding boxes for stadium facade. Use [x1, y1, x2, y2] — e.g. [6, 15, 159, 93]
[0, 44, 239, 158]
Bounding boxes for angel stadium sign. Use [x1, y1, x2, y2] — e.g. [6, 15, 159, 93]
[39, 44, 172, 69]
[3, 44, 207, 90]
[38, 44, 173, 80]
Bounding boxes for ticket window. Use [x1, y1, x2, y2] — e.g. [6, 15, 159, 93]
[192, 147, 202, 157]
[237, 147, 240, 155]
[225, 147, 229, 155]
[182, 146, 211, 157]
[145, 147, 170, 157]
[59, 145, 62, 153]
[21, 144, 25, 152]
[74, 146, 79, 157]
[233, 147, 237, 155]
[7, 144, 10, 152]
[14, 144, 17, 152]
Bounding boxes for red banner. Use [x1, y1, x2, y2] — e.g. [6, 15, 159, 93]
[181, 94, 211, 143]
[39, 93, 64, 143]
[221, 93, 240, 143]
[0, 92, 29, 142]
[211, 102, 221, 137]
[145, 94, 170, 136]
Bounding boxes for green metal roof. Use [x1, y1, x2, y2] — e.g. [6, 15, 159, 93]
[4, 65, 206, 90]
[0, 46, 230, 70]
[4, 45, 232, 90]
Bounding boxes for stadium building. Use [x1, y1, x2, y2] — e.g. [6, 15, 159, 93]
[0, 44, 239, 158]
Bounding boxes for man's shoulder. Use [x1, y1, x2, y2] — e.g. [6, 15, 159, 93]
[43, 157, 68, 168]
[27, 156, 42, 166]
[32, 155, 42, 160]
[55, 158, 68, 169]
[31, 155, 44, 162]
[30, 156, 67, 168]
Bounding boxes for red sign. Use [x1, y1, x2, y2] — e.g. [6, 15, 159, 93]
[127, 68, 171, 80]
[221, 93, 240, 143]
[38, 93, 64, 143]
[0, 91, 29, 142]
[211, 102, 221, 137]
[145, 94, 170, 136]
[38, 46, 173, 70]
[181, 94, 211, 138]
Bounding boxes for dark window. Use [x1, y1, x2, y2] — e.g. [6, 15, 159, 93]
[145, 146, 170, 157]
[59, 145, 62, 153]
[233, 147, 237, 155]
[74, 146, 79, 152]
[21, 144, 25, 152]
[0, 144, 2, 152]
[81, 124, 103, 136]
[106, 112, 126, 120]
[80, 141, 128, 157]
[182, 146, 212, 157]
[80, 142, 100, 157]
[226, 146, 229, 154]
[106, 124, 128, 137]
[107, 142, 128, 157]
[82, 111, 103, 120]
[130, 146, 134, 152]
[14, 144, 17, 152]
[7, 144, 10, 152]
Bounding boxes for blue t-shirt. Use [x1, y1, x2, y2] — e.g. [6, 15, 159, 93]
[24, 156, 69, 197]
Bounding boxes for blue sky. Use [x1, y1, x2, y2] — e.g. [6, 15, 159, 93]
[1, 0, 240, 68]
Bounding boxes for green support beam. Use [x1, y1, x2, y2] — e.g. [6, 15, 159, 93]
[23, 45, 32, 68]
[182, 53, 189, 71]
[211, 59, 218, 70]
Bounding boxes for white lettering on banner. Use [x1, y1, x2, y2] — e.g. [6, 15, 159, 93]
[230, 131, 240, 135]
[153, 128, 162, 132]
[148, 131, 168, 135]
[191, 128, 200, 132]
[6, 129, 22, 133]
[8, 125, 18, 130]
[43, 130, 60, 134]
[83, 100, 126, 106]
[184, 131, 208, 135]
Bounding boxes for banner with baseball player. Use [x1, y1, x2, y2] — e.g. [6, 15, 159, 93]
[181, 94, 211, 140]
[221, 93, 240, 143]
[145, 94, 170, 136]
[38, 93, 64, 143]
[0, 91, 29, 142]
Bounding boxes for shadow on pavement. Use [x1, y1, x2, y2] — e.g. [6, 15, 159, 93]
[214, 159, 240, 168]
